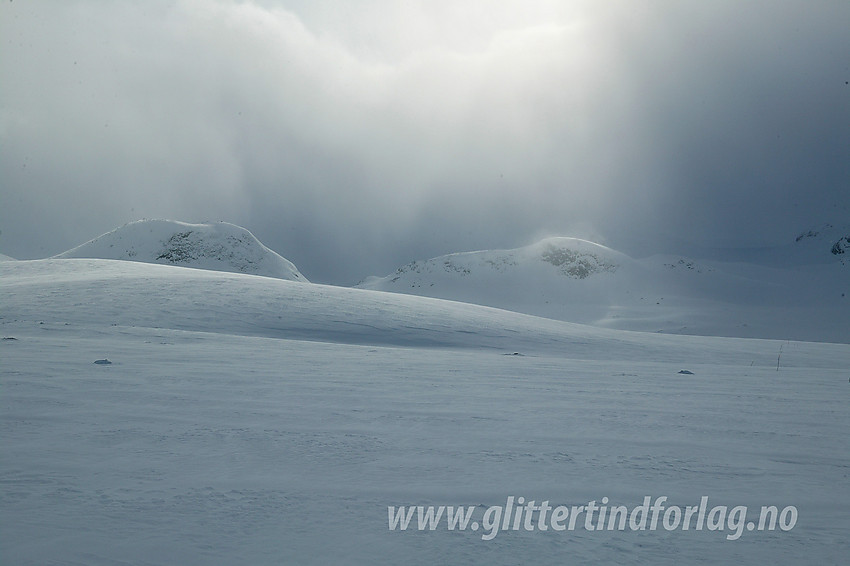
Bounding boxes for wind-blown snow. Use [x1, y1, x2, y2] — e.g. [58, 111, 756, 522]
[2, 256, 848, 565]
[361, 237, 626, 284]
[55, 219, 308, 281]
[359, 235, 850, 343]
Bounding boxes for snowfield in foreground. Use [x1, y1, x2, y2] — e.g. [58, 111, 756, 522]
[2, 258, 849, 565]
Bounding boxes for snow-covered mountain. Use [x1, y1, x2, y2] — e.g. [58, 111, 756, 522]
[55, 219, 308, 281]
[698, 222, 850, 267]
[360, 237, 629, 286]
[359, 235, 850, 343]
[359, 237, 637, 322]
[793, 222, 850, 265]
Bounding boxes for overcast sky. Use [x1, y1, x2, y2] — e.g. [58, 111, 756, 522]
[2, 0, 848, 284]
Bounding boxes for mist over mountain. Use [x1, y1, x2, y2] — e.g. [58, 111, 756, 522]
[2, 1, 848, 562]
[360, 230, 849, 343]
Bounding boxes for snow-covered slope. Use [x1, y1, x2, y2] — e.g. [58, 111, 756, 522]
[55, 219, 308, 281]
[361, 237, 627, 283]
[689, 222, 850, 267]
[2, 257, 848, 565]
[792, 222, 850, 265]
[360, 237, 629, 288]
[358, 237, 639, 324]
[0, 252, 16, 261]
[0, 258, 791, 363]
[359, 236, 850, 343]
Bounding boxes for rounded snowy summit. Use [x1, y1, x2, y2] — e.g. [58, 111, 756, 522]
[55, 219, 308, 282]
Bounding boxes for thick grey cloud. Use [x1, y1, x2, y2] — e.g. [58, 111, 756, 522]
[1, 0, 848, 283]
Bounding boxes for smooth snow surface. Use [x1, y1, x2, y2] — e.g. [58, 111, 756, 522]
[55, 219, 308, 281]
[2, 258, 849, 565]
[359, 235, 850, 343]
